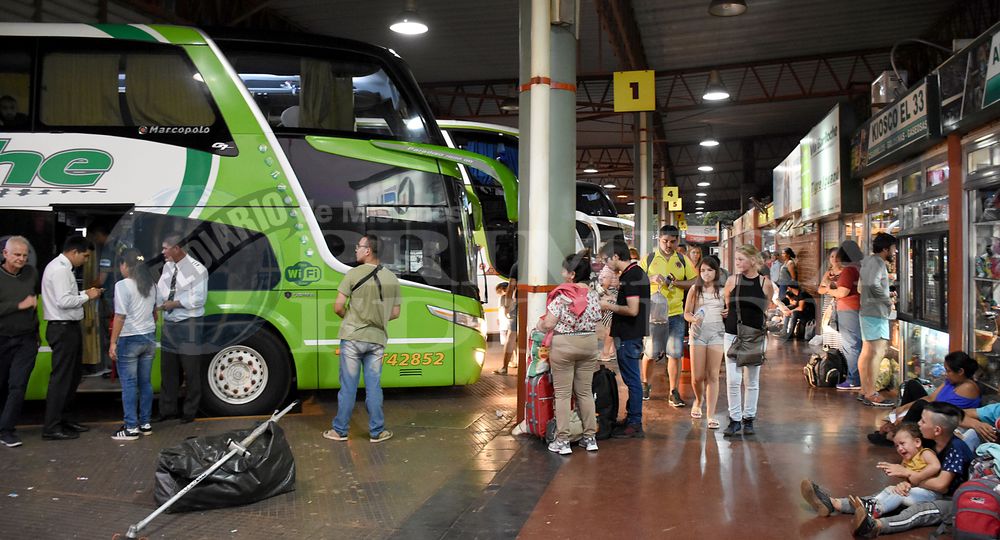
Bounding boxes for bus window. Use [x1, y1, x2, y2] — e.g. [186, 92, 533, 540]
[0, 39, 32, 131]
[221, 45, 431, 143]
[36, 39, 232, 154]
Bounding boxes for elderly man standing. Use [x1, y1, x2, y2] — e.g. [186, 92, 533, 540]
[41, 236, 101, 440]
[0, 236, 39, 447]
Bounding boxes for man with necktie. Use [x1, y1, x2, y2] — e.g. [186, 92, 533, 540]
[154, 234, 207, 423]
[40, 236, 101, 440]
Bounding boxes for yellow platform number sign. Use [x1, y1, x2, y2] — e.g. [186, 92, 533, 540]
[662, 186, 681, 211]
[614, 70, 656, 112]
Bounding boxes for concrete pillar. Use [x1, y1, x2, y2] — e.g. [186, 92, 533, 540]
[516, 0, 577, 421]
[635, 111, 654, 256]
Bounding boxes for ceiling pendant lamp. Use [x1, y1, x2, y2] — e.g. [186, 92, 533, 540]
[390, 0, 429, 35]
[703, 70, 730, 101]
[583, 163, 599, 174]
[708, 0, 748, 17]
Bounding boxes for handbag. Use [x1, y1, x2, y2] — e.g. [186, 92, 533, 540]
[726, 276, 767, 367]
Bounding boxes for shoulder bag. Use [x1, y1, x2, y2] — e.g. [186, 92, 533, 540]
[726, 275, 767, 367]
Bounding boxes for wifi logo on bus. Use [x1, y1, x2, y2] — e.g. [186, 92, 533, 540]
[285, 261, 321, 286]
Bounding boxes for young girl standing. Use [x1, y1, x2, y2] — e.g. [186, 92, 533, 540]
[683, 257, 726, 428]
[108, 249, 157, 441]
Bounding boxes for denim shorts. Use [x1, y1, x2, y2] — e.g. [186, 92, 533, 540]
[646, 314, 686, 360]
[690, 323, 725, 346]
[860, 315, 889, 341]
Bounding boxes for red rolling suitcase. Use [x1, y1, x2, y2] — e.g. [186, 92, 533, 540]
[524, 372, 554, 438]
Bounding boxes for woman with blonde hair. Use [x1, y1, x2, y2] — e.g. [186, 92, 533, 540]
[721, 244, 774, 437]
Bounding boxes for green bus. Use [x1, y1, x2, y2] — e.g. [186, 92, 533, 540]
[0, 23, 515, 416]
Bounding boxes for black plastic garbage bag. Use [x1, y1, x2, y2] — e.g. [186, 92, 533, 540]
[153, 423, 295, 513]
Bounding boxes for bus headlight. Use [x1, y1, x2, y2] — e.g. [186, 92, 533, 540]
[427, 306, 485, 336]
[474, 349, 486, 366]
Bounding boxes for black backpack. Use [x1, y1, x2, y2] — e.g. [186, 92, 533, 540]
[592, 365, 619, 440]
[804, 349, 847, 388]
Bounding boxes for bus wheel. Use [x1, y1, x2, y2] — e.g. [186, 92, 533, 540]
[202, 329, 290, 416]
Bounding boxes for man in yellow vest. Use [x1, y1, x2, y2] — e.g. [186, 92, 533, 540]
[640, 225, 697, 407]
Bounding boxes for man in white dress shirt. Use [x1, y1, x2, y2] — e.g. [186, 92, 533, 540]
[154, 234, 207, 423]
[41, 236, 101, 440]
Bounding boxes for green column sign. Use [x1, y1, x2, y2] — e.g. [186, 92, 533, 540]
[984, 31, 1000, 109]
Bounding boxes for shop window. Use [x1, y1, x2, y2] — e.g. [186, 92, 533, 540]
[0, 39, 32, 131]
[926, 163, 949, 188]
[968, 143, 1000, 177]
[866, 184, 882, 207]
[899, 234, 947, 330]
[901, 171, 921, 196]
[883, 179, 899, 200]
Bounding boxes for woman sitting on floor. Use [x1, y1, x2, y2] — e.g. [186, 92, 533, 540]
[868, 351, 981, 446]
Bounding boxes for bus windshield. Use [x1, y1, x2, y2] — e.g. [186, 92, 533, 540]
[220, 42, 432, 143]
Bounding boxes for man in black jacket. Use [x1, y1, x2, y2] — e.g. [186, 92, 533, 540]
[0, 236, 39, 447]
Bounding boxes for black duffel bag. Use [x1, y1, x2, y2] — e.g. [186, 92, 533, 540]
[153, 422, 295, 513]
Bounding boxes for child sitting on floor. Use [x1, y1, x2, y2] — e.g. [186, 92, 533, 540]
[800, 402, 974, 534]
[845, 423, 942, 517]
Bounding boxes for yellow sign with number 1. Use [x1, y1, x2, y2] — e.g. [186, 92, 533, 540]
[614, 70, 656, 112]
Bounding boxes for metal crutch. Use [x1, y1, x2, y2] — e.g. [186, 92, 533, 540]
[125, 400, 299, 539]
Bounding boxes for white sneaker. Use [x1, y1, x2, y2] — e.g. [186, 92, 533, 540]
[548, 439, 572, 455]
[578, 436, 598, 452]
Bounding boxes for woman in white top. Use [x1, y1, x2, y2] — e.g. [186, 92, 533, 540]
[683, 256, 726, 428]
[108, 249, 157, 441]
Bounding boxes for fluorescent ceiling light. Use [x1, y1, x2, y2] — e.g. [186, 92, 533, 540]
[696, 211, 704, 215]
[700, 138, 720, 147]
[603, 183, 617, 189]
[695, 200, 706, 204]
[698, 165, 714, 172]
[696, 192, 708, 197]
[616, 194, 628, 199]
[627, 201, 635, 206]
[697, 181, 711, 187]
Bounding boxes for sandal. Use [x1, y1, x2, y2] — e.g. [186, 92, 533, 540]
[690, 409, 703, 419]
[707, 418, 720, 429]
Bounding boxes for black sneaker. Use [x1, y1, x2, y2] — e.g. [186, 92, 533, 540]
[723, 419, 742, 437]
[611, 424, 645, 439]
[111, 426, 140, 441]
[866, 431, 893, 447]
[668, 390, 686, 408]
[742, 417, 755, 435]
[0, 432, 22, 448]
[138, 424, 153, 436]
[642, 383, 651, 401]
[849, 495, 880, 538]
[800, 479, 835, 517]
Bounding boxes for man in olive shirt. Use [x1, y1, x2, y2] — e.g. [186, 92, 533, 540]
[323, 234, 401, 443]
[0, 236, 39, 447]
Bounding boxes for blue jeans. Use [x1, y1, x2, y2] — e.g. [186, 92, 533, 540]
[333, 340, 386, 437]
[837, 309, 862, 386]
[116, 333, 155, 429]
[616, 338, 644, 426]
[836, 486, 939, 516]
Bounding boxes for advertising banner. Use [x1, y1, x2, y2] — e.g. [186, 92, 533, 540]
[802, 106, 841, 221]
[850, 78, 941, 177]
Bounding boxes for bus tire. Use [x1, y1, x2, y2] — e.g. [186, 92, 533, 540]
[201, 329, 291, 416]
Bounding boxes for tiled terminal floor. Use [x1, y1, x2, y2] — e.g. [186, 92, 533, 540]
[0, 338, 928, 539]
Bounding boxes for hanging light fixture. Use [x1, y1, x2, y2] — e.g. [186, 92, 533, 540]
[702, 70, 730, 101]
[390, 0, 429, 35]
[583, 163, 599, 174]
[698, 165, 714, 172]
[499, 96, 519, 112]
[708, 0, 748, 17]
[700, 123, 719, 147]
[697, 181, 712, 187]
[603, 183, 617, 189]
[696, 192, 708, 197]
